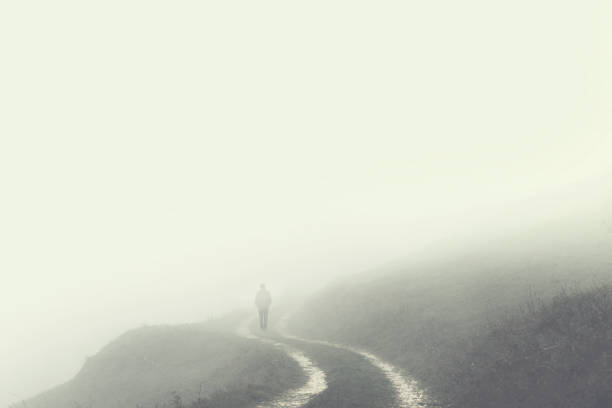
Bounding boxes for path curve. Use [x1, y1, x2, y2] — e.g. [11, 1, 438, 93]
[238, 316, 429, 408]
[277, 317, 428, 408]
[236, 318, 327, 408]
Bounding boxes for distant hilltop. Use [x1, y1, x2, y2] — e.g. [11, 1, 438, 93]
[22, 320, 302, 408]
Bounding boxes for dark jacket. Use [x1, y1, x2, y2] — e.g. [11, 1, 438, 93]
[255, 289, 272, 310]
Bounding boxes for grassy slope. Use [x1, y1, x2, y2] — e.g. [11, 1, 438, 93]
[447, 285, 612, 408]
[289, 217, 612, 408]
[23, 318, 303, 408]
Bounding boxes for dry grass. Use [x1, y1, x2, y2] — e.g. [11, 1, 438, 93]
[442, 284, 612, 408]
[291, 264, 612, 408]
[20, 321, 303, 408]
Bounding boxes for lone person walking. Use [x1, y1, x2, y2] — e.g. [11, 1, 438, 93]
[255, 284, 272, 330]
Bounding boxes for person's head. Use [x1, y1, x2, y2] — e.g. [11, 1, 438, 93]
[260, 283, 266, 290]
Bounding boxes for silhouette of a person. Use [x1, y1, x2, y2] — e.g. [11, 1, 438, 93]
[255, 284, 272, 330]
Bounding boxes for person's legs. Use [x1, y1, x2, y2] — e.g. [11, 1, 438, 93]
[258, 309, 265, 329]
[263, 309, 269, 329]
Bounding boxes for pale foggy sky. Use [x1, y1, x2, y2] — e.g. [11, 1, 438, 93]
[1, 1, 611, 406]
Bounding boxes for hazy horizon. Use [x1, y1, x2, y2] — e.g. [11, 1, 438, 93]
[2, 1, 611, 406]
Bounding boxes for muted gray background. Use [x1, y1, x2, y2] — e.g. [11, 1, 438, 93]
[1, 1, 611, 406]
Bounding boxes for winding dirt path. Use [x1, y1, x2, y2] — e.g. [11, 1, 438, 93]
[277, 317, 428, 408]
[237, 316, 429, 408]
[236, 318, 327, 407]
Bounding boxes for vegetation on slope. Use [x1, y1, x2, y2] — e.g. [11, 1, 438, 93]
[23, 322, 303, 408]
[290, 238, 612, 408]
[445, 285, 612, 408]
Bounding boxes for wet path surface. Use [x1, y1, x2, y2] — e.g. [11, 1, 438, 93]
[237, 319, 327, 408]
[278, 319, 428, 408]
[237, 317, 429, 408]
[280, 336, 398, 408]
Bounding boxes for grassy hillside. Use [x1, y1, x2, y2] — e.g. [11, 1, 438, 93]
[289, 218, 612, 408]
[22, 321, 303, 408]
[444, 285, 612, 408]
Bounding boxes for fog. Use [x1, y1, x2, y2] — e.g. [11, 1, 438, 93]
[1, 1, 611, 406]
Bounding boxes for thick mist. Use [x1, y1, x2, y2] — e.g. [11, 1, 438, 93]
[1, 1, 611, 406]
